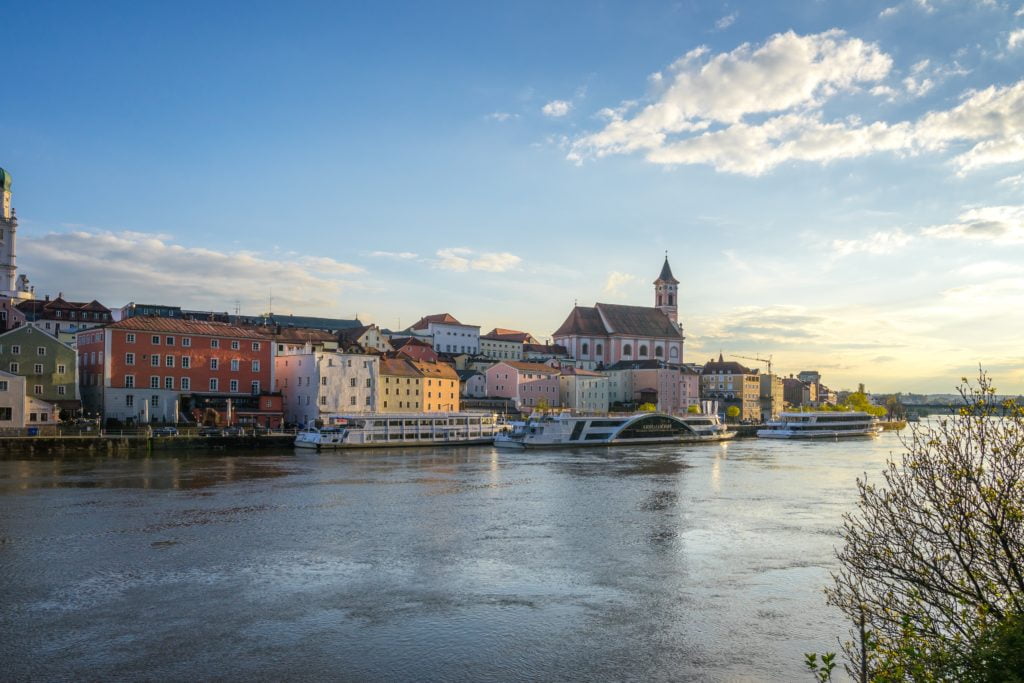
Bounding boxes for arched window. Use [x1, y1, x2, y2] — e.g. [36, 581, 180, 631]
[595, 343, 603, 355]
[655, 346, 663, 357]
[581, 342, 589, 355]
[639, 345, 648, 356]
[670, 347, 679, 358]
[657, 294, 663, 306]
[668, 294, 674, 306]
[623, 344, 632, 356]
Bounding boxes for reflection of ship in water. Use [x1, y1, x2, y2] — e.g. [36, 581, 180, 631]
[495, 412, 735, 449]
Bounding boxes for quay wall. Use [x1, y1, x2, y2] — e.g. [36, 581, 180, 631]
[0, 435, 296, 459]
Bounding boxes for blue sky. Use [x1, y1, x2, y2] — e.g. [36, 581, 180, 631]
[3, 0, 1023, 392]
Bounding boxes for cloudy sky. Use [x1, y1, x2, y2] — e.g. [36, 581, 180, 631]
[3, 1, 1023, 392]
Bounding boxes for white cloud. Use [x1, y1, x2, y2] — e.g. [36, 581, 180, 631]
[879, 6, 899, 17]
[603, 271, 636, 295]
[956, 260, 1024, 278]
[20, 230, 364, 313]
[370, 250, 419, 260]
[542, 100, 572, 117]
[715, 12, 738, 29]
[1009, 29, 1024, 50]
[486, 111, 518, 122]
[921, 205, 1024, 243]
[570, 30, 1024, 175]
[832, 229, 913, 257]
[997, 173, 1024, 187]
[433, 247, 522, 272]
[914, 0, 935, 13]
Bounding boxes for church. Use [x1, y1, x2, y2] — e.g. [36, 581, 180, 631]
[552, 256, 685, 370]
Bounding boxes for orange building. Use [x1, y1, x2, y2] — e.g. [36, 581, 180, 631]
[410, 360, 460, 412]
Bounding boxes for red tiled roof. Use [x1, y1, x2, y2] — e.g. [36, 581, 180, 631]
[105, 316, 268, 339]
[499, 361, 560, 375]
[483, 328, 536, 343]
[409, 359, 459, 380]
[380, 357, 421, 378]
[410, 313, 462, 330]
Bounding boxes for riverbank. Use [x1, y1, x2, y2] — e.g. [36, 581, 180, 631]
[0, 434, 295, 459]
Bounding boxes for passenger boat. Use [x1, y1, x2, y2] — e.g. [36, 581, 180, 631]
[294, 412, 500, 450]
[756, 411, 882, 439]
[493, 412, 734, 449]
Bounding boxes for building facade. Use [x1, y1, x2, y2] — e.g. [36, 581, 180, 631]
[274, 351, 378, 426]
[411, 360, 460, 412]
[408, 313, 480, 355]
[0, 325, 79, 415]
[77, 317, 273, 424]
[485, 361, 561, 410]
[558, 367, 610, 414]
[18, 296, 112, 347]
[701, 355, 761, 420]
[378, 357, 423, 412]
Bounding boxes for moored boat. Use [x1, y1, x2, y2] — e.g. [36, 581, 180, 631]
[294, 412, 500, 450]
[756, 411, 882, 439]
[494, 412, 734, 449]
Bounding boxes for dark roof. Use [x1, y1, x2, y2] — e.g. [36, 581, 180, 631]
[18, 297, 111, 320]
[457, 370, 483, 381]
[523, 343, 569, 355]
[606, 359, 671, 371]
[554, 303, 681, 339]
[655, 256, 679, 285]
[380, 357, 421, 378]
[268, 327, 338, 344]
[238, 313, 361, 332]
[337, 324, 374, 343]
[702, 359, 755, 375]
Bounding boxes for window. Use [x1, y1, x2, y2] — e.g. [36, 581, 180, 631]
[348, 377, 357, 388]
[126, 334, 136, 343]
[150, 395, 159, 407]
[151, 335, 160, 345]
[0, 381, 6, 391]
[147, 355, 157, 367]
[231, 359, 240, 371]
[655, 346, 663, 357]
[252, 360, 260, 372]
[211, 339, 220, 349]
[209, 378, 219, 391]
[34, 384, 42, 395]
[230, 379, 239, 392]
[164, 377, 174, 389]
[639, 345, 648, 356]
[11, 345, 19, 355]
[37, 346, 46, 356]
[596, 343, 603, 355]
[181, 377, 190, 391]
[29, 413, 37, 422]
[182, 337, 191, 347]
[623, 344, 632, 356]
[125, 375, 135, 388]
[582, 342, 589, 355]
[181, 356, 190, 369]
[319, 396, 327, 405]
[365, 378, 371, 388]
[1, 406, 15, 420]
[321, 376, 327, 385]
[366, 396, 371, 406]
[231, 340, 240, 350]
[349, 396, 356, 405]
[210, 358, 219, 370]
[252, 342, 261, 351]
[150, 376, 160, 388]
[251, 380, 260, 394]
[33, 363, 43, 374]
[8, 362, 17, 373]
[165, 355, 174, 367]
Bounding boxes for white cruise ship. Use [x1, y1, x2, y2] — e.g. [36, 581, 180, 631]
[494, 412, 734, 449]
[756, 411, 882, 439]
[294, 413, 500, 450]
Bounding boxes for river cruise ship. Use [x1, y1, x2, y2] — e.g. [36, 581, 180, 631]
[294, 412, 500, 450]
[494, 412, 734, 449]
[756, 411, 882, 439]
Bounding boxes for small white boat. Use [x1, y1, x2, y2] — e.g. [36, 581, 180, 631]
[494, 412, 735, 449]
[294, 412, 500, 450]
[756, 411, 882, 439]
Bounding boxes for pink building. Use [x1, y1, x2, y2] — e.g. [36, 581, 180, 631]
[605, 360, 701, 414]
[485, 361, 561, 410]
[552, 257, 684, 369]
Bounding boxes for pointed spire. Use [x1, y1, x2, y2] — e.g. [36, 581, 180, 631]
[718, 352, 724, 363]
[655, 253, 679, 284]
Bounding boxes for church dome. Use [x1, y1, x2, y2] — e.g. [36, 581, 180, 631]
[0, 168, 10, 192]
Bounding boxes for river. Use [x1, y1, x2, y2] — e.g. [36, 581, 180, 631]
[0, 432, 908, 681]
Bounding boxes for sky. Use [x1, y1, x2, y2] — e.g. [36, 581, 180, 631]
[2, 0, 1023, 393]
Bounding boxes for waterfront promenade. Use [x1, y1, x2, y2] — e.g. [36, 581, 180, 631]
[1, 434, 901, 680]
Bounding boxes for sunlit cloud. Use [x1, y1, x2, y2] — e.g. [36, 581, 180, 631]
[542, 100, 572, 117]
[921, 205, 1024, 243]
[433, 247, 522, 272]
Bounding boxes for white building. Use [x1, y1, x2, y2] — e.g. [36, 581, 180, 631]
[274, 351, 378, 426]
[408, 313, 480, 355]
[0, 370, 58, 430]
[558, 367, 610, 414]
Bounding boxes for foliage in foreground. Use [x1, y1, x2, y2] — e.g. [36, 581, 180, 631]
[808, 372, 1024, 681]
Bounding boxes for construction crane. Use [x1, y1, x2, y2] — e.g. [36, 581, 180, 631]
[731, 353, 773, 375]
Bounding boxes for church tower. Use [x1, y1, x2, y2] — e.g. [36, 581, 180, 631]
[0, 168, 17, 294]
[654, 253, 679, 325]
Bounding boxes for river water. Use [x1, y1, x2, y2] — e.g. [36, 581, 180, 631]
[0, 432, 908, 681]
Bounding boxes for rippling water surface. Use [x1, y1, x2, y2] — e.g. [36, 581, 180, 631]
[0, 433, 908, 681]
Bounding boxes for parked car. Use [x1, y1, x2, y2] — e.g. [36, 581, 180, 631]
[223, 426, 245, 437]
[198, 426, 224, 437]
[152, 426, 179, 437]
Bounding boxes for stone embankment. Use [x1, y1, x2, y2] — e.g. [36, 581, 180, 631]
[0, 434, 295, 459]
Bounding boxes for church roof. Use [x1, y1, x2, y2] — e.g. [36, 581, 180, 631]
[654, 256, 679, 285]
[553, 302, 681, 339]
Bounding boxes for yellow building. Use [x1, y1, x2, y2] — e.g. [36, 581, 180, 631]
[412, 360, 460, 413]
[378, 358, 423, 412]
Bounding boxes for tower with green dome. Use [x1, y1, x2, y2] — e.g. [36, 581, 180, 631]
[0, 167, 31, 299]
[0, 167, 11, 220]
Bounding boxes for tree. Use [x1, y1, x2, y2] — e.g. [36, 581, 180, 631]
[687, 404, 701, 414]
[884, 395, 907, 421]
[638, 402, 657, 412]
[535, 398, 550, 412]
[821, 372, 1024, 680]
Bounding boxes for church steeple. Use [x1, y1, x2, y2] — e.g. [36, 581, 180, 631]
[0, 168, 31, 301]
[653, 252, 679, 325]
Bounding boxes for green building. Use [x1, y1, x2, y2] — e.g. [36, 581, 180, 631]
[0, 325, 79, 416]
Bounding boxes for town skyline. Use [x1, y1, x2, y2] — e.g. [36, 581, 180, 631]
[4, 1, 1022, 393]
